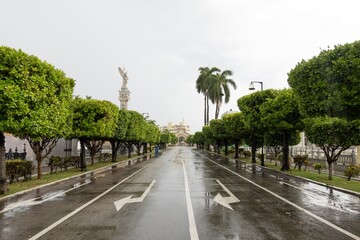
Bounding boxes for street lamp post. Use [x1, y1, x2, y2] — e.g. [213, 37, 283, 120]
[249, 81, 263, 91]
[249, 81, 265, 166]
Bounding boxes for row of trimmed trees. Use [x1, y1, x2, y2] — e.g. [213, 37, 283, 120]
[190, 88, 302, 171]
[190, 40, 360, 181]
[0, 46, 174, 194]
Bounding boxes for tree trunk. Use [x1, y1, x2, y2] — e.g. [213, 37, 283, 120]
[34, 142, 43, 179]
[224, 141, 228, 156]
[90, 154, 95, 166]
[143, 143, 146, 155]
[206, 94, 210, 125]
[80, 139, 86, 172]
[204, 95, 207, 126]
[215, 101, 220, 119]
[281, 132, 290, 171]
[36, 155, 42, 179]
[234, 142, 239, 159]
[26, 137, 58, 179]
[0, 132, 8, 194]
[110, 140, 117, 162]
[136, 142, 141, 156]
[251, 138, 257, 163]
[328, 162, 333, 180]
[127, 143, 132, 158]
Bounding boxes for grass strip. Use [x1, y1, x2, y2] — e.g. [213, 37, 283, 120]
[239, 157, 360, 193]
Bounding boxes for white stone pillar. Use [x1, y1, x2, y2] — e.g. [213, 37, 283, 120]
[356, 146, 360, 165]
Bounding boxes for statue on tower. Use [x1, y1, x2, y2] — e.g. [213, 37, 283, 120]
[118, 67, 130, 110]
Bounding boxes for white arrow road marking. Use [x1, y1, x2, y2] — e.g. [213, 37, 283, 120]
[213, 179, 240, 210]
[0, 180, 91, 214]
[114, 180, 156, 212]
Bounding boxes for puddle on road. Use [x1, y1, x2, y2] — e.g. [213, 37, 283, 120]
[280, 179, 360, 214]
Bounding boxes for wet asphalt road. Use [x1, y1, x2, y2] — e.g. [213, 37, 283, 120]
[1, 146, 360, 240]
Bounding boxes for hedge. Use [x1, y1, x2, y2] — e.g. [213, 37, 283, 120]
[6, 160, 34, 183]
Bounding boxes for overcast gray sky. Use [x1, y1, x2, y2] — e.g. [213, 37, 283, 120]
[1, 0, 360, 133]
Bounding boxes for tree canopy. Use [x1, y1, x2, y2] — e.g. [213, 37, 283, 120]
[0, 46, 75, 184]
[288, 40, 360, 120]
[288, 40, 360, 179]
[72, 97, 119, 170]
[237, 89, 278, 163]
[260, 89, 303, 170]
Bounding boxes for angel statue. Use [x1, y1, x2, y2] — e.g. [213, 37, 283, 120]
[118, 67, 128, 88]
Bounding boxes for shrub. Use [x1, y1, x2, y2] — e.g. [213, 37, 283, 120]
[48, 156, 81, 173]
[6, 160, 34, 183]
[293, 155, 309, 171]
[344, 164, 360, 181]
[100, 153, 111, 162]
[243, 150, 251, 158]
[313, 163, 323, 174]
[67, 156, 81, 168]
[47, 156, 62, 173]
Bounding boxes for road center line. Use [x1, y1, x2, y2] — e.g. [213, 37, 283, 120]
[207, 158, 360, 240]
[29, 164, 151, 240]
[182, 159, 199, 240]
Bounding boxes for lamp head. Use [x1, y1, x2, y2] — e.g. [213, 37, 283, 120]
[249, 82, 255, 90]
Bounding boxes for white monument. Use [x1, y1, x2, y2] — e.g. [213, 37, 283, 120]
[118, 67, 130, 110]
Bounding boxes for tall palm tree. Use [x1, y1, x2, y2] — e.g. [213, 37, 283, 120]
[196, 67, 220, 125]
[208, 70, 237, 119]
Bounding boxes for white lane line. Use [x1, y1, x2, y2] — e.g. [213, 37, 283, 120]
[182, 159, 199, 240]
[208, 158, 360, 240]
[29, 164, 151, 240]
[0, 181, 91, 214]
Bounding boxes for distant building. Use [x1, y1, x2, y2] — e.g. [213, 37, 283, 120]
[160, 121, 191, 144]
[4, 133, 78, 165]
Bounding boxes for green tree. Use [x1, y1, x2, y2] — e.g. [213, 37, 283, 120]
[260, 89, 303, 170]
[209, 119, 227, 154]
[223, 112, 246, 159]
[196, 67, 220, 125]
[125, 111, 147, 157]
[288, 40, 360, 179]
[169, 132, 178, 145]
[0, 46, 75, 184]
[193, 131, 205, 149]
[146, 121, 160, 153]
[185, 135, 194, 146]
[109, 109, 131, 162]
[264, 131, 300, 166]
[305, 117, 359, 180]
[208, 70, 237, 119]
[237, 89, 278, 164]
[202, 125, 214, 151]
[72, 97, 119, 170]
[159, 129, 172, 149]
[143, 120, 160, 154]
